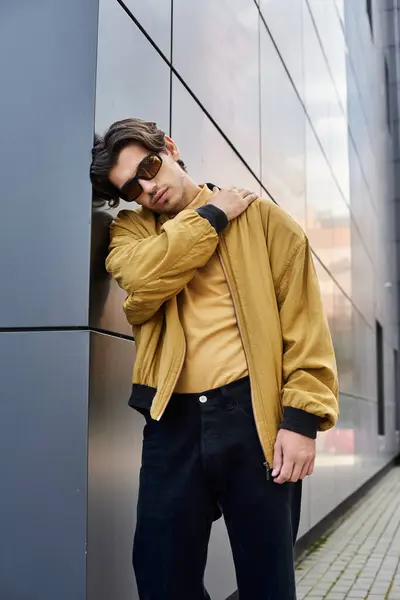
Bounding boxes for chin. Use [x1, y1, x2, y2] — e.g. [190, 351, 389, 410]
[151, 202, 171, 216]
[163, 197, 180, 215]
[162, 202, 177, 215]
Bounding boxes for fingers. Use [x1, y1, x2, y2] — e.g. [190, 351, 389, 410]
[292, 459, 314, 482]
[272, 437, 283, 479]
[246, 192, 259, 204]
[225, 186, 257, 199]
[207, 186, 258, 220]
[273, 435, 295, 484]
[291, 464, 304, 483]
[235, 187, 258, 202]
[274, 460, 294, 485]
[239, 188, 254, 198]
[274, 459, 313, 484]
[299, 460, 311, 481]
[241, 191, 259, 206]
[272, 430, 316, 484]
[216, 186, 258, 203]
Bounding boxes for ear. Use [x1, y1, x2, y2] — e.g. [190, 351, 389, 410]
[164, 135, 180, 162]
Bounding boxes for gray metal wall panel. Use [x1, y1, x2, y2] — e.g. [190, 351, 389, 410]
[87, 331, 238, 600]
[87, 332, 139, 600]
[172, 0, 260, 178]
[94, 0, 170, 137]
[121, 0, 172, 58]
[0, 0, 97, 328]
[91, 0, 170, 336]
[0, 331, 89, 600]
[171, 77, 261, 194]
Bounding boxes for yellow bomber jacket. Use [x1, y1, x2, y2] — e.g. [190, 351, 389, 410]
[106, 186, 339, 468]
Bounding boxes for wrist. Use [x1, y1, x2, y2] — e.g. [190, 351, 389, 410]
[280, 407, 320, 440]
[196, 204, 228, 233]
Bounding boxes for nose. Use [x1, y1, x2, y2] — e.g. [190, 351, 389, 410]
[138, 178, 156, 195]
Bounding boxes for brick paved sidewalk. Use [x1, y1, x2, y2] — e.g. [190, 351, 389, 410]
[295, 467, 400, 600]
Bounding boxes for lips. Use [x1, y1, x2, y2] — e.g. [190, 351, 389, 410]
[152, 188, 168, 206]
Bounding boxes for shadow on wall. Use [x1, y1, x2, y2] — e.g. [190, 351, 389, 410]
[90, 199, 113, 326]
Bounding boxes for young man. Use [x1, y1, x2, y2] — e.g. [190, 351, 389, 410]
[90, 118, 339, 600]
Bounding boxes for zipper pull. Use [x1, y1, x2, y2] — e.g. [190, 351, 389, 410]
[263, 461, 271, 481]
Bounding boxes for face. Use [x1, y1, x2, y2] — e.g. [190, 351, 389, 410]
[109, 137, 199, 215]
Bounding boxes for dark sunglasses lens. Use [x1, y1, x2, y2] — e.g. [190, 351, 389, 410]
[119, 154, 162, 202]
[137, 154, 162, 180]
[123, 179, 142, 202]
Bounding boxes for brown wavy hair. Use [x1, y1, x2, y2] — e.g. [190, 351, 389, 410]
[90, 118, 187, 208]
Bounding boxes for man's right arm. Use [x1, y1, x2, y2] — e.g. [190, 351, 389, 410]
[106, 208, 220, 325]
[106, 187, 258, 325]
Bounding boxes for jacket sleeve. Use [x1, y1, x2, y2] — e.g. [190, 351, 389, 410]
[105, 207, 224, 325]
[277, 237, 339, 435]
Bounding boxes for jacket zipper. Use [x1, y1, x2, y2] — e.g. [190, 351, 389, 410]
[156, 332, 187, 421]
[154, 215, 187, 422]
[217, 239, 271, 477]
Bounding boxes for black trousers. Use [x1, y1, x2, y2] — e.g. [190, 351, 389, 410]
[133, 377, 301, 600]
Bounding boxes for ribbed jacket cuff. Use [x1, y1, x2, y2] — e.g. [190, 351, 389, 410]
[195, 205, 228, 233]
[280, 407, 321, 440]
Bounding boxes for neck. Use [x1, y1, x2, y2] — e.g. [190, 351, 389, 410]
[177, 175, 201, 213]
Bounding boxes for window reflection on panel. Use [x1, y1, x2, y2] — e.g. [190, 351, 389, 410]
[312, 273, 357, 484]
[347, 70, 374, 203]
[260, 24, 306, 229]
[95, 0, 170, 135]
[355, 177, 375, 278]
[331, 185, 351, 299]
[313, 257, 335, 338]
[305, 122, 333, 276]
[303, 4, 335, 165]
[349, 141, 366, 243]
[352, 308, 375, 401]
[343, 1, 374, 105]
[346, 69, 362, 157]
[333, 283, 354, 397]
[171, 77, 261, 193]
[351, 225, 374, 328]
[121, 0, 171, 58]
[307, 0, 348, 114]
[334, 0, 344, 26]
[303, 2, 350, 206]
[259, 0, 304, 99]
[325, 394, 358, 507]
[329, 106, 350, 205]
[173, 0, 260, 176]
[339, 2, 359, 81]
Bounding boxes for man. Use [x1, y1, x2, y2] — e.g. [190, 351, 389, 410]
[90, 117, 339, 600]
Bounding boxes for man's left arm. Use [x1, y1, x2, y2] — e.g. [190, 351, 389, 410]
[272, 237, 339, 484]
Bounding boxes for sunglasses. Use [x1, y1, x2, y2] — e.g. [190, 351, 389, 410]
[119, 152, 163, 202]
